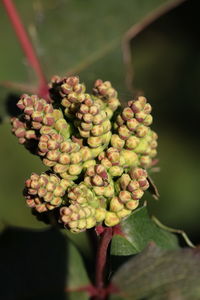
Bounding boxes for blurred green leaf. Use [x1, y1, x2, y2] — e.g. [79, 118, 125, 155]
[0, 0, 182, 88]
[63, 229, 93, 260]
[111, 243, 200, 300]
[0, 122, 47, 229]
[0, 227, 90, 300]
[66, 233, 90, 300]
[128, 0, 200, 240]
[111, 207, 179, 256]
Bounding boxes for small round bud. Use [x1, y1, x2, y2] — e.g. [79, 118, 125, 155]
[111, 134, 125, 149]
[105, 212, 120, 227]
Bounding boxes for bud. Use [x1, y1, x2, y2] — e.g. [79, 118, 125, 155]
[125, 200, 139, 210]
[110, 197, 124, 212]
[111, 134, 125, 149]
[117, 208, 131, 219]
[104, 212, 120, 227]
[120, 150, 138, 167]
[24, 173, 72, 212]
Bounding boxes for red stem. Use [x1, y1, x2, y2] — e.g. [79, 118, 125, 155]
[2, 0, 48, 98]
[94, 227, 113, 300]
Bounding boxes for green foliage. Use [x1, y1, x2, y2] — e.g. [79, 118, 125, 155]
[0, 123, 47, 229]
[0, 0, 198, 299]
[111, 243, 200, 300]
[0, 0, 179, 103]
[0, 227, 90, 300]
[111, 207, 179, 256]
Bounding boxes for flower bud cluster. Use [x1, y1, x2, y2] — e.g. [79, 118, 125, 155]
[105, 167, 149, 226]
[11, 117, 37, 145]
[98, 147, 125, 177]
[49, 76, 92, 120]
[93, 79, 120, 112]
[84, 164, 115, 198]
[98, 146, 139, 176]
[24, 173, 72, 212]
[50, 76, 120, 150]
[17, 94, 55, 129]
[38, 131, 84, 180]
[113, 96, 158, 168]
[60, 183, 106, 232]
[74, 95, 112, 149]
[11, 75, 158, 232]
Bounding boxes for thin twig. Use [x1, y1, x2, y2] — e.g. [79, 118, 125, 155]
[94, 227, 113, 300]
[2, 0, 48, 98]
[122, 0, 186, 92]
[152, 215, 196, 248]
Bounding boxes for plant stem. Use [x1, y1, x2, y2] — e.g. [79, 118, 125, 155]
[94, 227, 113, 300]
[2, 0, 48, 98]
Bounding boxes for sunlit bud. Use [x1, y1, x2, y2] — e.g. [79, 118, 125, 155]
[111, 134, 125, 149]
[122, 107, 134, 121]
[126, 118, 139, 131]
[68, 164, 82, 175]
[136, 125, 149, 137]
[143, 114, 153, 126]
[126, 200, 139, 210]
[119, 191, 132, 203]
[88, 136, 102, 148]
[104, 212, 120, 227]
[110, 197, 124, 212]
[129, 167, 147, 179]
[120, 150, 138, 167]
[117, 208, 131, 219]
[132, 189, 144, 199]
[125, 136, 139, 149]
[118, 125, 131, 140]
[127, 180, 140, 192]
[119, 174, 131, 190]
[53, 163, 68, 173]
[95, 208, 106, 222]
[135, 111, 147, 123]
[109, 166, 124, 177]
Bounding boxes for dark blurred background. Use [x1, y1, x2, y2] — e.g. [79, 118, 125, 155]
[0, 0, 199, 299]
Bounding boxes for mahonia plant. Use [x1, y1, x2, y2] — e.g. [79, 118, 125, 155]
[11, 76, 158, 233]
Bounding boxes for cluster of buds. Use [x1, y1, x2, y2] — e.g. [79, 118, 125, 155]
[50, 76, 87, 118]
[93, 79, 120, 112]
[17, 94, 55, 129]
[24, 173, 72, 213]
[50, 76, 120, 151]
[84, 164, 115, 198]
[106, 167, 149, 226]
[74, 96, 112, 149]
[60, 183, 106, 232]
[11, 75, 158, 232]
[113, 96, 157, 168]
[11, 117, 37, 145]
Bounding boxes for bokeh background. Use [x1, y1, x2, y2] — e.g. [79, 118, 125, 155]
[0, 0, 199, 299]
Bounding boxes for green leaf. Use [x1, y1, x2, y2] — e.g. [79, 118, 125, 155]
[129, 0, 200, 236]
[66, 233, 90, 300]
[0, 122, 48, 229]
[0, 227, 90, 300]
[0, 0, 184, 90]
[111, 243, 200, 300]
[63, 229, 93, 261]
[111, 207, 179, 256]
